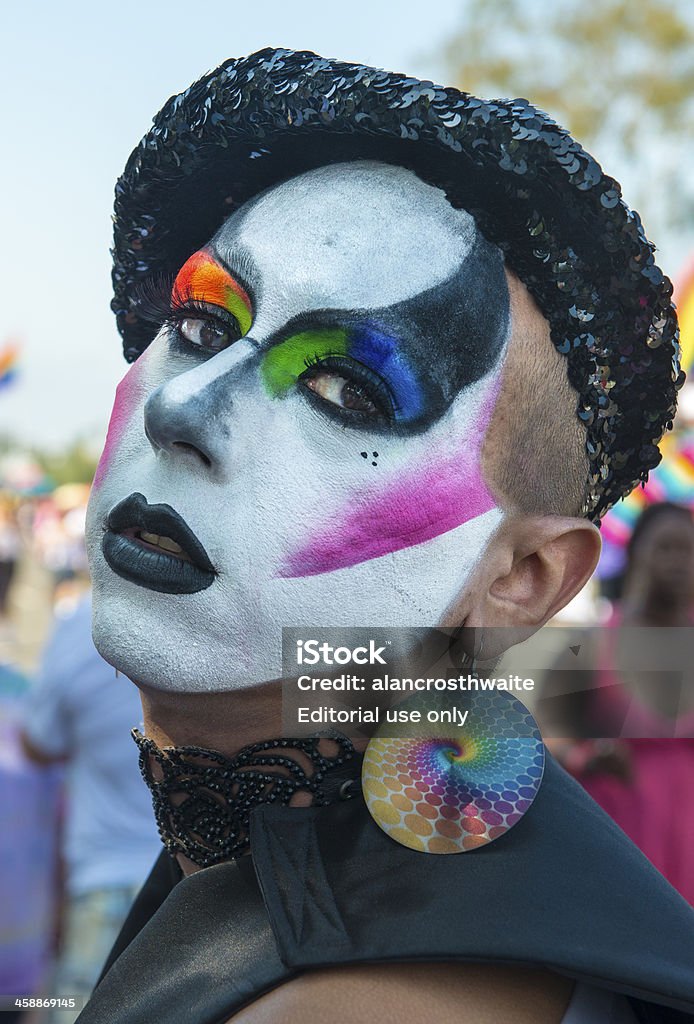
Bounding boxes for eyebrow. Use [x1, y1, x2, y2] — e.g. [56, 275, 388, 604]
[209, 243, 259, 300]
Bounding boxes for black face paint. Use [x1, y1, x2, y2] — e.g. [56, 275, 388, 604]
[351, 230, 510, 422]
[198, 226, 510, 436]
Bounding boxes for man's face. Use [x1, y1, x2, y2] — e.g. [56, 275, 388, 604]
[86, 162, 512, 691]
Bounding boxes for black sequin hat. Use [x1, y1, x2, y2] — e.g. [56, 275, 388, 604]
[112, 47, 682, 520]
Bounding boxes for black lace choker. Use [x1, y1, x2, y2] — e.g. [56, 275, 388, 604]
[132, 729, 357, 867]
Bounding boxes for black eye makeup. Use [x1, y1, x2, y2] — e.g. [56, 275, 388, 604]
[167, 306, 243, 355]
[258, 231, 510, 433]
[130, 228, 510, 434]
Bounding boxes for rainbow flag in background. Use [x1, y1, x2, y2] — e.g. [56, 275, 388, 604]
[676, 256, 694, 375]
[599, 430, 694, 574]
[0, 341, 19, 391]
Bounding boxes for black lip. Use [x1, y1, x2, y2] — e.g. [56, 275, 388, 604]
[102, 492, 216, 594]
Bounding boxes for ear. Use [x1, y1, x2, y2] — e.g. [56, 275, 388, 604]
[444, 515, 601, 659]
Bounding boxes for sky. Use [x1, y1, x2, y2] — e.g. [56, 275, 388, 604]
[1, 1, 690, 450]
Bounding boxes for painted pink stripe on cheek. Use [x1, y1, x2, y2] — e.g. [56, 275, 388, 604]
[279, 449, 497, 578]
[92, 359, 146, 490]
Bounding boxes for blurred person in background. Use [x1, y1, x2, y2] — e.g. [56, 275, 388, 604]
[0, 663, 62, 1024]
[20, 596, 160, 1023]
[31, 488, 91, 610]
[0, 500, 20, 621]
[544, 501, 694, 903]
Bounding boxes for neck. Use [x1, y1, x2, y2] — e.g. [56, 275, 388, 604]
[138, 677, 288, 757]
[135, 679, 361, 877]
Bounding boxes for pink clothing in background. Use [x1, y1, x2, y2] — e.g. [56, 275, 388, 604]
[574, 613, 694, 905]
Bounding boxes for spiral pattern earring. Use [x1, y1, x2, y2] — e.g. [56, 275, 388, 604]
[362, 691, 544, 854]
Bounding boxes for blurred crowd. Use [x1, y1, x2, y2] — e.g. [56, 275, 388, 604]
[0, 459, 693, 1021]
[541, 502, 694, 904]
[0, 482, 90, 673]
[0, 474, 160, 1024]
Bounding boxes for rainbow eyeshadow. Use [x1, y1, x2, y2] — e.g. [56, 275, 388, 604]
[261, 323, 424, 422]
[173, 250, 253, 336]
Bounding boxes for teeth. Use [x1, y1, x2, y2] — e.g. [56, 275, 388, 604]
[158, 536, 184, 555]
[139, 531, 185, 556]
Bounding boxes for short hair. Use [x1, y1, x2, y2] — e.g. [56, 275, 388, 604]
[481, 270, 589, 518]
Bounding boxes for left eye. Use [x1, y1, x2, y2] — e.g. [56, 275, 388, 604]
[299, 357, 394, 423]
[176, 316, 240, 353]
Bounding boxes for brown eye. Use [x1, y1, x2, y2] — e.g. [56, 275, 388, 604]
[303, 372, 381, 416]
[179, 316, 238, 353]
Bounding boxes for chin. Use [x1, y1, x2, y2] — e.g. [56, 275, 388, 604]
[88, 569, 280, 693]
[90, 583, 191, 689]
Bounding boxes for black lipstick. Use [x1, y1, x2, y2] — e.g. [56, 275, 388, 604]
[102, 492, 216, 594]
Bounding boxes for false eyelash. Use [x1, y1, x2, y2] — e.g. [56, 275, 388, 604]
[127, 272, 179, 327]
[127, 273, 227, 325]
[303, 350, 344, 369]
[127, 273, 239, 334]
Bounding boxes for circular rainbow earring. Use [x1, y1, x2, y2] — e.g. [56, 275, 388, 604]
[361, 687, 544, 854]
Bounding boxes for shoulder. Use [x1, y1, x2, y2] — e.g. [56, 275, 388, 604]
[225, 962, 574, 1024]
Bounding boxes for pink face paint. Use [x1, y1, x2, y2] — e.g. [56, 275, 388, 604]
[92, 356, 147, 490]
[280, 446, 496, 577]
[280, 378, 501, 578]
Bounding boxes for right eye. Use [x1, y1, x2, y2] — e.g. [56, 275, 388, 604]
[174, 314, 241, 354]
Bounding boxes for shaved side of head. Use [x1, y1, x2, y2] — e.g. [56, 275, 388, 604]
[481, 271, 589, 518]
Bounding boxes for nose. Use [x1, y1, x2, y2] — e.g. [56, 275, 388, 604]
[144, 360, 240, 473]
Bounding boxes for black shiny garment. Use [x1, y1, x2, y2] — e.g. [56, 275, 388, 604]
[78, 754, 694, 1023]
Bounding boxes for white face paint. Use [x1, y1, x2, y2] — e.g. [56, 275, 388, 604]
[86, 162, 511, 692]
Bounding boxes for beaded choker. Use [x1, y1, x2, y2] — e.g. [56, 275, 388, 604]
[132, 729, 357, 867]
